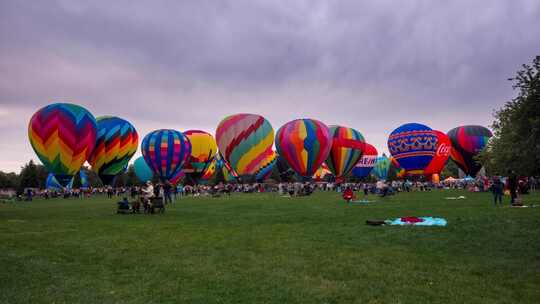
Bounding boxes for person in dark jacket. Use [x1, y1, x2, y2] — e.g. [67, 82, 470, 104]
[507, 170, 518, 205]
[490, 176, 504, 206]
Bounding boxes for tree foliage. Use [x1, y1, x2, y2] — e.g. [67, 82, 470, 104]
[481, 56, 540, 175]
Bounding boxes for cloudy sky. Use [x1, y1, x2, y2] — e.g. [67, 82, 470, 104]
[1, 0, 539, 172]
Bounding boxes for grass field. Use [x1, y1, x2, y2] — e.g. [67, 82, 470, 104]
[1, 190, 539, 303]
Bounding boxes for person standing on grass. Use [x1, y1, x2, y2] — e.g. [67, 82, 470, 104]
[163, 181, 172, 205]
[507, 170, 518, 205]
[490, 176, 503, 206]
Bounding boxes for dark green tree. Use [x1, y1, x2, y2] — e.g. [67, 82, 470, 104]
[480, 56, 540, 175]
[18, 160, 40, 191]
[125, 164, 139, 186]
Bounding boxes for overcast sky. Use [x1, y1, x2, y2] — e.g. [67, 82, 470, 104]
[1, 0, 539, 172]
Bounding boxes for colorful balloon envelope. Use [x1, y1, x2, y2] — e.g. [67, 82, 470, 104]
[133, 156, 153, 183]
[424, 131, 451, 175]
[352, 143, 378, 178]
[275, 118, 332, 177]
[372, 155, 391, 180]
[387, 123, 437, 175]
[447, 125, 492, 177]
[88, 116, 138, 185]
[141, 129, 191, 182]
[215, 113, 275, 177]
[28, 103, 97, 186]
[326, 126, 366, 178]
[183, 130, 218, 177]
[254, 151, 277, 182]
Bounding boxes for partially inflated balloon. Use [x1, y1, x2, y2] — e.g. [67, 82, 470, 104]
[372, 155, 391, 180]
[275, 119, 332, 177]
[447, 125, 492, 177]
[352, 143, 378, 178]
[88, 116, 138, 185]
[313, 163, 332, 181]
[216, 114, 274, 177]
[254, 151, 277, 182]
[201, 159, 217, 180]
[387, 123, 437, 175]
[28, 103, 97, 186]
[169, 170, 185, 185]
[424, 131, 451, 175]
[134, 156, 153, 182]
[141, 129, 191, 182]
[79, 170, 89, 189]
[46, 173, 71, 190]
[326, 126, 365, 178]
[183, 130, 218, 178]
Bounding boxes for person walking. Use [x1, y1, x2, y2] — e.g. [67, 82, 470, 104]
[490, 176, 504, 206]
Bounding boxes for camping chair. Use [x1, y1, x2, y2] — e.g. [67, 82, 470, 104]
[150, 197, 165, 214]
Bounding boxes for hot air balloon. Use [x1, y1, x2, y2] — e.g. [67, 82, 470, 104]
[141, 129, 191, 182]
[134, 156, 153, 183]
[254, 151, 277, 182]
[313, 163, 332, 181]
[28, 103, 97, 186]
[326, 126, 365, 179]
[372, 155, 391, 180]
[387, 123, 437, 175]
[447, 125, 492, 177]
[424, 131, 451, 176]
[275, 119, 332, 178]
[215, 114, 275, 178]
[352, 143, 378, 178]
[183, 130, 218, 183]
[88, 116, 138, 185]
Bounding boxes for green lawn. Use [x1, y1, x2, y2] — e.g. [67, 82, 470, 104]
[1, 190, 539, 303]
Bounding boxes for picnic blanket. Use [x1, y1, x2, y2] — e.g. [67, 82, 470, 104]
[386, 216, 447, 226]
[366, 217, 447, 226]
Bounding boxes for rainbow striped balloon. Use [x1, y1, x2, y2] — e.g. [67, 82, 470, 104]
[28, 103, 97, 186]
[326, 125, 365, 178]
[141, 129, 191, 182]
[88, 116, 138, 185]
[275, 119, 332, 177]
[215, 113, 275, 176]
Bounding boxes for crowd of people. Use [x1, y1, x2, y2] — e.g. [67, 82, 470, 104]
[6, 174, 538, 210]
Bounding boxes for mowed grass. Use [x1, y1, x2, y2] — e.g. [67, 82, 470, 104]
[1, 190, 540, 304]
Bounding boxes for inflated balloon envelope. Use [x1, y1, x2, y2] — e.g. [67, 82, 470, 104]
[28, 102, 97, 186]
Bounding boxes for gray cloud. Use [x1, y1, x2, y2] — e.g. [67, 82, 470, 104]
[1, 0, 539, 171]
